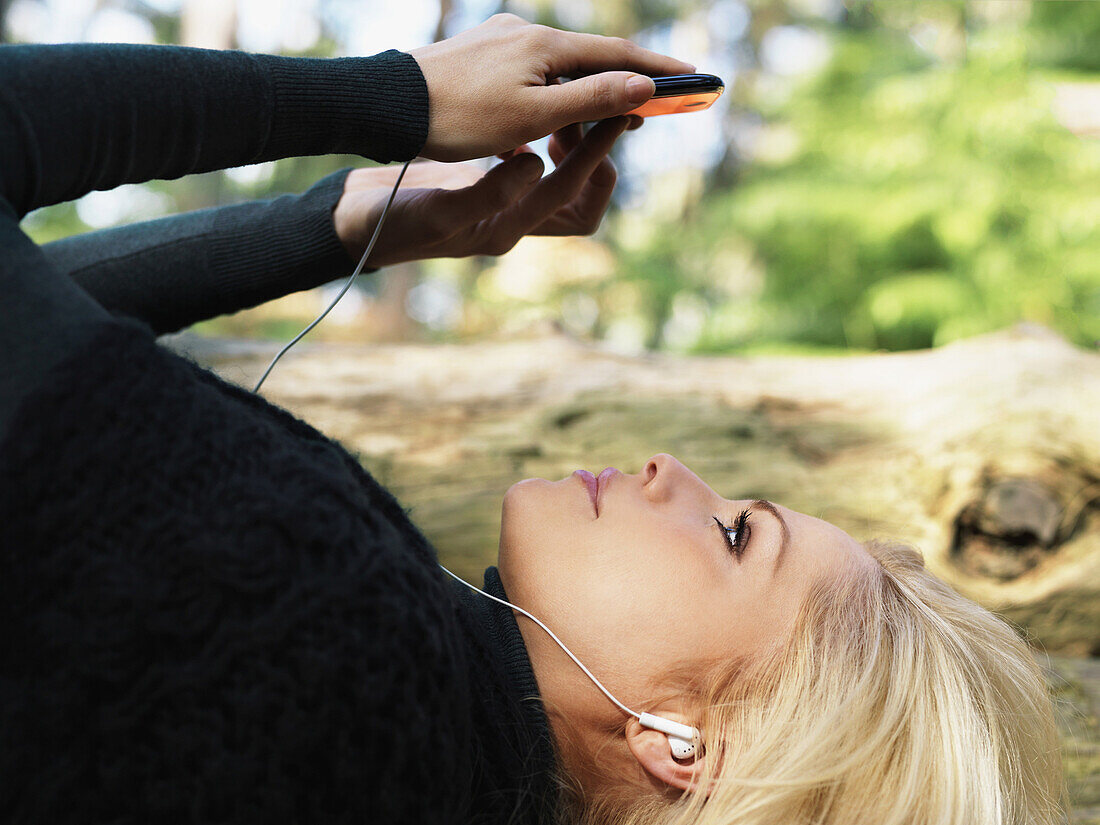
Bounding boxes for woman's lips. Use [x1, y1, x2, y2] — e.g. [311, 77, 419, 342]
[574, 470, 598, 514]
[597, 467, 619, 514]
[573, 467, 620, 516]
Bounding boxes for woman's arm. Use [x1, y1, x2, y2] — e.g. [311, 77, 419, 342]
[0, 44, 427, 218]
[42, 116, 633, 337]
[0, 20, 691, 435]
[41, 171, 357, 336]
[0, 43, 427, 435]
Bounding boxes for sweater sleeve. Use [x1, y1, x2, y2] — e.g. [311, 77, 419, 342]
[40, 169, 363, 336]
[0, 44, 427, 218]
[0, 43, 428, 439]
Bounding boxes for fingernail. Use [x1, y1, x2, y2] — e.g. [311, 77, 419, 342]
[626, 75, 655, 104]
[517, 153, 542, 181]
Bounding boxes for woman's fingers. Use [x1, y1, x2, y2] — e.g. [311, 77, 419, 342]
[528, 28, 694, 133]
[424, 152, 544, 240]
[540, 122, 616, 235]
[532, 73, 656, 134]
[547, 122, 582, 167]
[535, 157, 617, 237]
[542, 27, 695, 79]
[356, 154, 544, 265]
[335, 121, 626, 266]
[478, 116, 628, 250]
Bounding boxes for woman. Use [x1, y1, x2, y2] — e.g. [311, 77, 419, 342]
[500, 460, 1065, 824]
[0, 13, 1063, 825]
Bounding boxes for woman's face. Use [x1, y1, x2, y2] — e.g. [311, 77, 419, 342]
[497, 453, 871, 726]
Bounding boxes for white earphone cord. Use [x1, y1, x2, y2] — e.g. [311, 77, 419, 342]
[437, 564, 641, 720]
[252, 159, 412, 394]
[246, 158, 637, 711]
[251, 157, 698, 751]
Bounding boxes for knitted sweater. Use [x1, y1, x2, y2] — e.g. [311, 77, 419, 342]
[0, 44, 558, 823]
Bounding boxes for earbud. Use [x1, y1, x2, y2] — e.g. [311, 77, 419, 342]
[668, 733, 696, 760]
[638, 712, 700, 760]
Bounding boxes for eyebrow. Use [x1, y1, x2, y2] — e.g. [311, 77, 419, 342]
[749, 499, 791, 573]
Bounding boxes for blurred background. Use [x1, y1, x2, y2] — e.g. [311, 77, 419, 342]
[8, 4, 1100, 816]
[10, 0, 1099, 355]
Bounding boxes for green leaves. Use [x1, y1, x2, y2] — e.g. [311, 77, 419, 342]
[686, 25, 1100, 352]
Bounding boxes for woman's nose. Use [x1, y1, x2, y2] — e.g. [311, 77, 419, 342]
[641, 453, 688, 501]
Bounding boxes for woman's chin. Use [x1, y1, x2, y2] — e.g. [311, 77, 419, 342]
[496, 475, 578, 593]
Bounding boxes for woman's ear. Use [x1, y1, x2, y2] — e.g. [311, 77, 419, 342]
[624, 716, 705, 792]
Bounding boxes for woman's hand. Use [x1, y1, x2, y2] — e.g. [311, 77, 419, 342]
[409, 13, 694, 162]
[333, 116, 630, 267]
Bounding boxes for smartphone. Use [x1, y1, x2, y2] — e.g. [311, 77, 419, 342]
[626, 74, 724, 118]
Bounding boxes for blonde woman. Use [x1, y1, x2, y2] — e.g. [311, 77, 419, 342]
[0, 12, 1062, 825]
[500, 456, 1065, 824]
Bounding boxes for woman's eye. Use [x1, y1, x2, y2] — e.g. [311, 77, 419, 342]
[713, 509, 751, 560]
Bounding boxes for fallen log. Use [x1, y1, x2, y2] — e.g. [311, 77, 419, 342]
[166, 322, 1100, 656]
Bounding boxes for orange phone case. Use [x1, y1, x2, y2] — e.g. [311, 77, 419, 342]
[626, 91, 722, 118]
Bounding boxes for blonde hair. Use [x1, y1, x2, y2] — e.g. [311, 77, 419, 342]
[558, 541, 1065, 825]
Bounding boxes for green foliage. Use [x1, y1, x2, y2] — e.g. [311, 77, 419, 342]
[1028, 0, 1100, 73]
[685, 24, 1100, 352]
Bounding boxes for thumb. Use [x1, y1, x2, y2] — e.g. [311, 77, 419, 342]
[539, 72, 655, 127]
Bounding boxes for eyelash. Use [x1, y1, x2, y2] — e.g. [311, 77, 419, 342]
[714, 509, 752, 560]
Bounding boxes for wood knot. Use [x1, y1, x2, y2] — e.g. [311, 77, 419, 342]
[951, 478, 1063, 580]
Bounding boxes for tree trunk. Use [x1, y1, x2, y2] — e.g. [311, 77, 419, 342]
[168, 323, 1100, 656]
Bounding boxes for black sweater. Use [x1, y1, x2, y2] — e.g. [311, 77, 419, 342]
[0, 44, 557, 823]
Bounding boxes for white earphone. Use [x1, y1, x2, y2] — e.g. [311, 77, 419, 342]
[250, 159, 702, 763]
[438, 565, 702, 761]
[637, 712, 699, 760]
